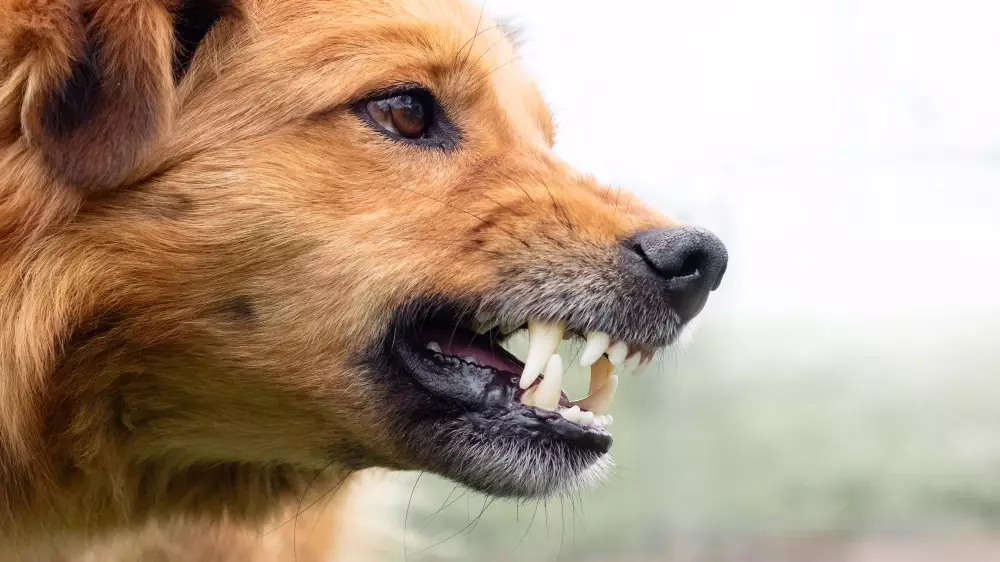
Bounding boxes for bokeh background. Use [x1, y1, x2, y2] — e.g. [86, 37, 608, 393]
[377, 0, 1000, 559]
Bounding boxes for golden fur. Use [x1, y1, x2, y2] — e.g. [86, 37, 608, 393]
[0, 0, 673, 559]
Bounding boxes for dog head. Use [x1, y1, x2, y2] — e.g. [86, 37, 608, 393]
[0, 0, 727, 525]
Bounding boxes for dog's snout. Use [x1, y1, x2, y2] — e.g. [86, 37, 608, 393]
[629, 226, 729, 323]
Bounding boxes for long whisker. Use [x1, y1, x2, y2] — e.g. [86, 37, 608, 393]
[403, 471, 423, 562]
[419, 485, 465, 532]
[456, 1, 487, 68]
[263, 461, 336, 536]
[513, 500, 540, 551]
[497, 170, 535, 203]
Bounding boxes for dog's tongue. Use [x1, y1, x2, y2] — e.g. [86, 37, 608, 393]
[418, 326, 523, 373]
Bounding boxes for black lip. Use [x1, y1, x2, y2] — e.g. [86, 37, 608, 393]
[392, 330, 613, 454]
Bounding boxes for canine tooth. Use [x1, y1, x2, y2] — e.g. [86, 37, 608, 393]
[579, 410, 595, 427]
[533, 354, 564, 410]
[588, 356, 615, 395]
[519, 320, 565, 389]
[462, 356, 477, 364]
[607, 341, 629, 366]
[574, 375, 618, 415]
[560, 405, 583, 423]
[426, 342, 442, 353]
[520, 385, 539, 407]
[598, 415, 614, 427]
[579, 331, 611, 367]
[621, 353, 642, 377]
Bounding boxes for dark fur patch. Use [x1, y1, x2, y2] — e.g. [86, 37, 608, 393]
[172, 0, 234, 81]
[218, 295, 257, 323]
[69, 309, 125, 347]
[41, 14, 100, 138]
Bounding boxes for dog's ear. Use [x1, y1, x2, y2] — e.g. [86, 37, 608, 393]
[0, 0, 232, 191]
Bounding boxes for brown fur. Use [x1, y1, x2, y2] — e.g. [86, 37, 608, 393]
[0, 0, 672, 559]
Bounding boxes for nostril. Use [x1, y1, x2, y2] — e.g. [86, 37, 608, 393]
[629, 225, 728, 288]
[632, 241, 701, 280]
[677, 251, 705, 279]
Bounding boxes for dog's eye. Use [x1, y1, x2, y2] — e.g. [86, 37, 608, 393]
[365, 94, 429, 139]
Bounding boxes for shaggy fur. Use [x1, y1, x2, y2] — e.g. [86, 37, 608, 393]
[0, 0, 675, 559]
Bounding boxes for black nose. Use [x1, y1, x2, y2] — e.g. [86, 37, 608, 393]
[629, 226, 728, 323]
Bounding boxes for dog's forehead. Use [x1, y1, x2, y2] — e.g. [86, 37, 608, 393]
[196, 0, 555, 146]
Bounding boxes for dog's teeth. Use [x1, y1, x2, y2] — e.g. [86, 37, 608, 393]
[520, 385, 539, 407]
[533, 354, 564, 410]
[588, 356, 615, 395]
[519, 320, 565, 389]
[574, 374, 618, 415]
[621, 353, 642, 377]
[607, 341, 629, 366]
[560, 405, 583, 423]
[599, 414, 614, 427]
[579, 331, 611, 367]
[579, 410, 595, 427]
[462, 356, 476, 364]
[426, 342, 442, 353]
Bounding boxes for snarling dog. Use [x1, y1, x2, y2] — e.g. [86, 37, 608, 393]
[0, 0, 727, 558]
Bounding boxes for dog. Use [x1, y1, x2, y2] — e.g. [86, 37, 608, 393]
[0, 0, 728, 559]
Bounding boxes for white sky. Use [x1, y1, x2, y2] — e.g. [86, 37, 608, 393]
[489, 0, 1000, 325]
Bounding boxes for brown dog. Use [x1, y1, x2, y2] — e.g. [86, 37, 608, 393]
[0, 0, 727, 559]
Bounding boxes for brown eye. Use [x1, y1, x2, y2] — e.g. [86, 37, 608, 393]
[366, 94, 428, 139]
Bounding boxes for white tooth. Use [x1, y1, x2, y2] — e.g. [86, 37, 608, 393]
[533, 354, 564, 410]
[579, 331, 611, 367]
[603, 415, 614, 427]
[579, 410, 595, 427]
[592, 416, 605, 429]
[462, 356, 477, 364]
[621, 353, 642, 377]
[574, 375, 618, 415]
[560, 405, 583, 423]
[519, 320, 565, 389]
[607, 341, 629, 366]
[588, 356, 615, 395]
[426, 342, 442, 353]
[520, 385, 539, 407]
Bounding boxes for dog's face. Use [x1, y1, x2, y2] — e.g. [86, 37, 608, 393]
[1, 0, 727, 513]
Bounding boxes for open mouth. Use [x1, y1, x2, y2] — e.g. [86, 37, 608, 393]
[384, 302, 664, 497]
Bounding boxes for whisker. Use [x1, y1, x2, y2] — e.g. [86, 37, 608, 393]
[403, 471, 423, 562]
[456, 1, 487, 68]
[419, 485, 464, 532]
[513, 501, 540, 551]
[497, 170, 535, 204]
[263, 460, 336, 536]
[413, 496, 493, 555]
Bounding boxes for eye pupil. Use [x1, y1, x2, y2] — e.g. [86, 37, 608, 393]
[390, 96, 426, 138]
[365, 93, 429, 140]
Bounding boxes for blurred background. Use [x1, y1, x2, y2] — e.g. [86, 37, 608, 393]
[377, 0, 1000, 559]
